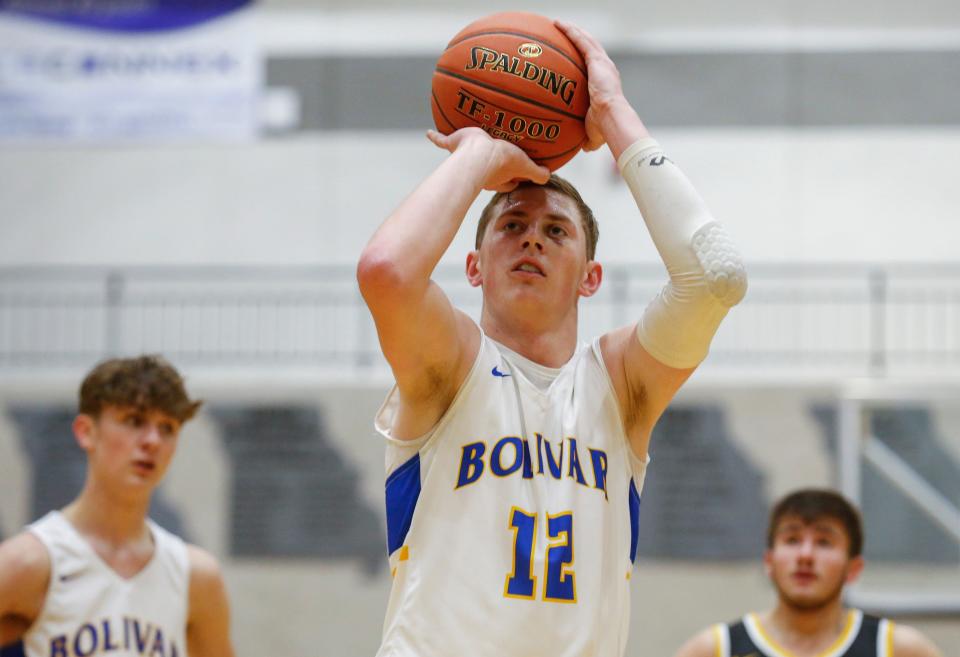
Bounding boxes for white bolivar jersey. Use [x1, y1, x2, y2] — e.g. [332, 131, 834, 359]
[17, 511, 190, 657]
[375, 330, 649, 657]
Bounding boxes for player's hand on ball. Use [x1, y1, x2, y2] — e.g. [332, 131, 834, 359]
[555, 20, 626, 152]
[427, 127, 551, 193]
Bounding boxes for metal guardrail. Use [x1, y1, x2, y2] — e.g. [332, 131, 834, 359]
[1, 263, 959, 378]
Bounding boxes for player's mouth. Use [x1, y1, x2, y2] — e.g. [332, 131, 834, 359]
[132, 460, 156, 474]
[790, 571, 817, 584]
[512, 259, 545, 277]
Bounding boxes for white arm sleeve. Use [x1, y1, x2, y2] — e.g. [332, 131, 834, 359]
[618, 138, 747, 369]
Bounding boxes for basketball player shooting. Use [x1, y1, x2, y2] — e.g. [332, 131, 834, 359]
[0, 356, 235, 657]
[358, 20, 747, 657]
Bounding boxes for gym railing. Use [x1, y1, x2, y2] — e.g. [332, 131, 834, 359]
[1, 263, 958, 380]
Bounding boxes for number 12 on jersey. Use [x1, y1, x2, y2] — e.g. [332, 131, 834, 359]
[505, 507, 576, 602]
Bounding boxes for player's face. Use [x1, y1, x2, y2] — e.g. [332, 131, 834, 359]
[76, 405, 181, 491]
[764, 515, 864, 611]
[468, 186, 600, 316]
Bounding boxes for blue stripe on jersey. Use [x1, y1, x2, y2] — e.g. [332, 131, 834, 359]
[385, 454, 421, 556]
[0, 641, 27, 657]
[628, 478, 641, 563]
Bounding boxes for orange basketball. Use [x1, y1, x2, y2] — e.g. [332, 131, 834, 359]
[431, 12, 588, 171]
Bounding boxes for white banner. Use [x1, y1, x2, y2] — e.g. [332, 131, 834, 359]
[0, 1, 261, 143]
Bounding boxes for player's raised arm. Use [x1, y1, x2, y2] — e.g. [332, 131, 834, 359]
[357, 128, 549, 438]
[557, 20, 748, 458]
[0, 533, 49, 648]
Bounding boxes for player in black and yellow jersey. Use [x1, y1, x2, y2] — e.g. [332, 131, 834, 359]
[674, 489, 942, 657]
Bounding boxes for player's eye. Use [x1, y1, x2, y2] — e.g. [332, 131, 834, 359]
[124, 415, 145, 428]
[548, 225, 568, 238]
[504, 220, 522, 232]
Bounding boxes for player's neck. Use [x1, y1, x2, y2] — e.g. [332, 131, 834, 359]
[480, 305, 579, 367]
[64, 479, 152, 545]
[763, 598, 849, 652]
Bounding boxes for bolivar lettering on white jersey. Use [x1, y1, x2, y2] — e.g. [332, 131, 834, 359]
[17, 512, 189, 657]
[375, 329, 649, 657]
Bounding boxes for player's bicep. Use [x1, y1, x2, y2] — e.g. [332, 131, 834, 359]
[366, 277, 475, 399]
[186, 546, 235, 657]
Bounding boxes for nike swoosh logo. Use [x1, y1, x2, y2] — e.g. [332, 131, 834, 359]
[491, 366, 511, 378]
[59, 571, 83, 582]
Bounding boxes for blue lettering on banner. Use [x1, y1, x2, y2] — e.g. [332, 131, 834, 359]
[11, 51, 239, 81]
[0, 1, 253, 34]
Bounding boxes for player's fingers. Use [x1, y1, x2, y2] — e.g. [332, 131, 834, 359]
[426, 129, 453, 151]
[523, 162, 552, 185]
[491, 179, 521, 193]
[555, 20, 603, 56]
[511, 156, 551, 185]
[581, 110, 605, 151]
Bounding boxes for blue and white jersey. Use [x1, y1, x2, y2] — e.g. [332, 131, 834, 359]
[17, 512, 189, 657]
[375, 329, 649, 657]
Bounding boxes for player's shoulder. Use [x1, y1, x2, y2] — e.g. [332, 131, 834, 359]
[184, 544, 225, 583]
[0, 530, 50, 577]
[890, 622, 943, 657]
[0, 531, 51, 616]
[673, 624, 721, 657]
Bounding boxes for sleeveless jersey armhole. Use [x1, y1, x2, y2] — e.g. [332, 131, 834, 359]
[590, 337, 651, 486]
[378, 321, 488, 477]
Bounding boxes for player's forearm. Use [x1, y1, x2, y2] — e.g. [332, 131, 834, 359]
[594, 95, 650, 162]
[358, 142, 489, 293]
[620, 138, 747, 368]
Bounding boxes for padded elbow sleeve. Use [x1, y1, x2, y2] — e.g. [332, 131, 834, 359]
[619, 138, 747, 369]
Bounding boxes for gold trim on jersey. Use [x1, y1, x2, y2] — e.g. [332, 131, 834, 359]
[713, 624, 724, 657]
[746, 610, 859, 657]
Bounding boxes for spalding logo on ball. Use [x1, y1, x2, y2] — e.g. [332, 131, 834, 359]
[431, 12, 588, 171]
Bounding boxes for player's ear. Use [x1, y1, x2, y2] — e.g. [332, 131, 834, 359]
[578, 260, 602, 297]
[466, 250, 483, 287]
[844, 555, 865, 585]
[762, 549, 774, 578]
[73, 413, 96, 452]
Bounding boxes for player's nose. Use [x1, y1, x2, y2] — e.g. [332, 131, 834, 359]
[797, 538, 816, 558]
[140, 424, 163, 449]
